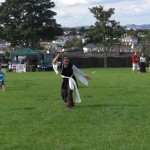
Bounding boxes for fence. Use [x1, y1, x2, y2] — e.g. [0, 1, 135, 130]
[70, 57, 132, 68]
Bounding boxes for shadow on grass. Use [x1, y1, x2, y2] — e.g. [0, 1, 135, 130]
[2, 107, 36, 112]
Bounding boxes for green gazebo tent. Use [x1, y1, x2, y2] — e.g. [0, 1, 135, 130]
[11, 48, 43, 63]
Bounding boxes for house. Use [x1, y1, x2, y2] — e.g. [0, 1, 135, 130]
[0, 40, 7, 54]
[83, 43, 104, 53]
[40, 41, 54, 51]
[0, 39, 12, 54]
[137, 32, 146, 38]
[121, 36, 138, 46]
[82, 38, 90, 44]
[121, 36, 142, 52]
[52, 36, 70, 47]
[52, 35, 79, 49]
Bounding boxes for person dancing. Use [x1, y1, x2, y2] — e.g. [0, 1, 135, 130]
[52, 53, 91, 109]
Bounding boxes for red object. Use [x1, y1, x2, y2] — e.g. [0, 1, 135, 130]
[132, 54, 139, 64]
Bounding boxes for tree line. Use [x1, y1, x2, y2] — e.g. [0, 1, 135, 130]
[0, 1, 150, 67]
[0, 0, 63, 49]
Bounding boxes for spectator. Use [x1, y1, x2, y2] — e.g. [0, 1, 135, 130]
[132, 52, 140, 72]
[140, 53, 147, 73]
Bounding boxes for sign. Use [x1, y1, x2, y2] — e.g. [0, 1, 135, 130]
[16, 64, 26, 72]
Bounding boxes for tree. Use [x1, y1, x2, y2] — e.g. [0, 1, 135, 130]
[64, 37, 82, 49]
[88, 6, 125, 67]
[0, 0, 63, 49]
[141, 32, 150, 55]
[5, 51, 10, 59]
[79, 27, 86, 33]
[142, 32, 150, 44]
[126, 29, 138, 37]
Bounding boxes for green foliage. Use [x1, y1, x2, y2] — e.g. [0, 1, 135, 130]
[126, 29, 138, 37]
[0, 0, 63, 49]
[143, 29, 150, 35]
[0, 68, 150, 149]
[88, 6, 125, 67]
[64, 37, 82, 48]
[5, 51, 10, 58]
[142, 32, 150, 43]
[86, 26, 103, 44]
[88, 6, 125, 47]
[79, 27, 86, 33]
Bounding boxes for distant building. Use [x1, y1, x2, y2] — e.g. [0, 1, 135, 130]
[83, 43, 104, 53]
[0, 39, 12, 54]
[40, 41, 52, 49]
[121, 36, 142, 52]
[82, 38, 90, 44]
[121, 36, 138, 45]
[137, 32, 146, 38]
[52, 36, 70, 47]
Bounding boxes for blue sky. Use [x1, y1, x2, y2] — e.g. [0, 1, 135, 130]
[0, 0, 150, 27]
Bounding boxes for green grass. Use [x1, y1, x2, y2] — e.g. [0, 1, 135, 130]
[0, 68, 150, 150]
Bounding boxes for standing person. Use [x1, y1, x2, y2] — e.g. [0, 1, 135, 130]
[132, 52, 140, 72]
[147, 54, 150, 72]
[52, 53, 91, 109]
[0, 66, 5, 91]
[140, 53, 147, 73]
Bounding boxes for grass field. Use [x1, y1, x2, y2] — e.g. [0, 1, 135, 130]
[0, 68, 150, 150]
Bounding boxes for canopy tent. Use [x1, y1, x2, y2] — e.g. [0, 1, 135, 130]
[11, 48, 44, 71]
[11, 48, 43, 63]
[11, 48, 43, 57]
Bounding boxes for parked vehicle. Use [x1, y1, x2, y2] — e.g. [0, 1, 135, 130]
[37, 61, 53, 71]
[37, 53, 55, 71]
[0, 59, 9, 68]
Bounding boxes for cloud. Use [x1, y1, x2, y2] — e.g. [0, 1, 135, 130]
[109, 0, 150, 25]
[53, 2, 96, 27]
[1, 0, 150, 26]
[54, 0, 140, 8]
[54, 0, 100, 8]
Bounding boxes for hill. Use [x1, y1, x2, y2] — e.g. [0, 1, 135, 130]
[125, 24, 150, 29]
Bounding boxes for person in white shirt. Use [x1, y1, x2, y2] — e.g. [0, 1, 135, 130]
[52, 53, 91, 109]
[140, 53, 147, 73]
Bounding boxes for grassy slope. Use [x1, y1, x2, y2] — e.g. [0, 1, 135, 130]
[0, 68, 150, 150]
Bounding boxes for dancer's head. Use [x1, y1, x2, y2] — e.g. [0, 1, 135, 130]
[62, 56, 69, 66]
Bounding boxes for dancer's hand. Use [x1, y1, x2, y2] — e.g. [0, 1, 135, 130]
[84, 76, 92, 80]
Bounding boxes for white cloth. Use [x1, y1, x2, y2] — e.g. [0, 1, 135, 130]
[52, 63, 59, 74]
[52, 62, 88, 103]
[61, 75, 81, 103]
[140, 57, 147, 63]
[72, 65, 88, 86]
[52, 62, 88, 85]
[52, 62, 61, 74]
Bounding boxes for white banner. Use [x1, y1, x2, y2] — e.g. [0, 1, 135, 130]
[16, 64, 26, 72]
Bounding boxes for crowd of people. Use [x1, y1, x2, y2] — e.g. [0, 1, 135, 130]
[132, 52, 150, 73]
